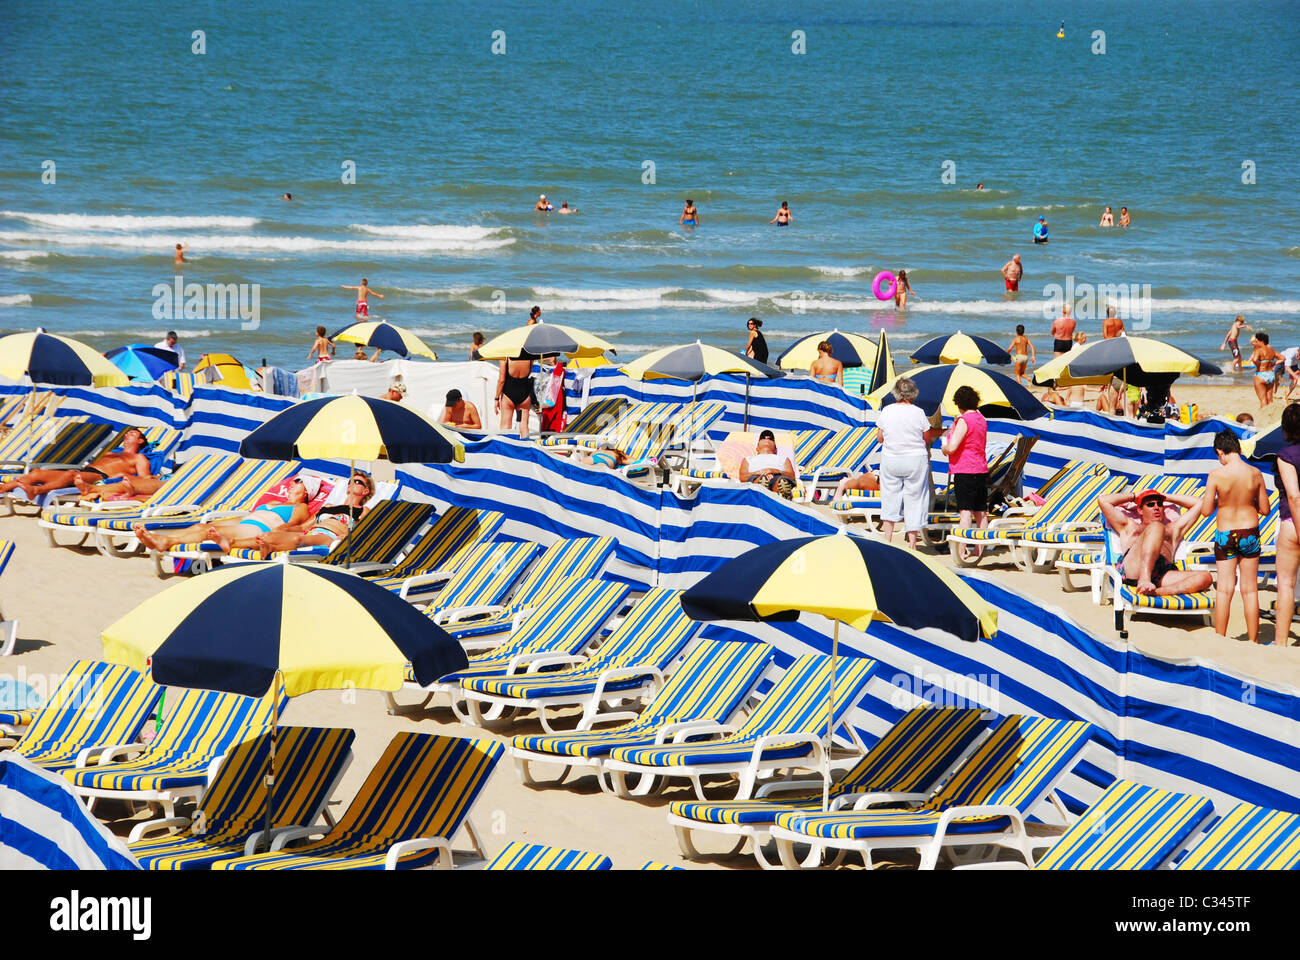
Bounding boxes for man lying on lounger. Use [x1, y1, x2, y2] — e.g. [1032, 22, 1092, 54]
[0, 427, 151, 500]
[134, 475, 319, 554]
[1098, 487, 1213, 596]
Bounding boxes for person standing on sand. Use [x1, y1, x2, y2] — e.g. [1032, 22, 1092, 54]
[1202, 430, 1269, 643]
[1001, 254, 1024, 292]
[745, 317, 769, 364]
[1102, 305, 1124, 339]
[1119, 207, 1131, 227]
[341, 278, 383, 318]
[1221, 315, 1251, 372]
[769, 202, 791, 226]
[810, 341, 843, 386]
[1050, 304, 1076, 356]
[680, 199, 699, 227]
[1099, 206, 1114, 227]
[1251, 332, 1280, 408]
[1271, 402, 1300, 646]
[941, 385, 990, 560]
[1007, 324, 1035, 384]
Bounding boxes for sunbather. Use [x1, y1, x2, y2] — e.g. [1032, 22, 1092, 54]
[134, 475, 319, 553]
[73, 473, 164, 502]
[740, 429, 796, 498]
[251, 472, 375, 557]
[1098, 488, 1212, 596]
[833, 470, 881, 500]
[0, 427, 151, 499]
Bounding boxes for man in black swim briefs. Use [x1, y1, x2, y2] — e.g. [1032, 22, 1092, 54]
[0, 427, 152, 500]
[1098, 488, 1213, 596]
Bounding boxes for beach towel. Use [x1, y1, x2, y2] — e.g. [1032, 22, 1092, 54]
[251, 475, 334, 516]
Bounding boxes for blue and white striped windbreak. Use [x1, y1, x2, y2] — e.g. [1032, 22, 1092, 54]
[0, 754, 139, 870]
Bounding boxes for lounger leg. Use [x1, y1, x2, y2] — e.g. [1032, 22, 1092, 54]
[385, 690, 435, 716]
[674, 824, 747, 861]
[515, 756, 570, 787]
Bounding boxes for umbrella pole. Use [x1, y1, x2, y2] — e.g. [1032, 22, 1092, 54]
[824, 618, 838, 812]
[346, 458, 355, 570]
[744, 375, 751, 431]
[687, 381, 697, 473]
[262, 686, 279, 852]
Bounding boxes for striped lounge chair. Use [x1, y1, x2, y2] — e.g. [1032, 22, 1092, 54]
[955, 779, 1217, 870]
[918, 435, 1040, 546]
[485, 841, 612, 870]
[1175, 802, 1300, 870]
[211, 733, 504, 870]
[37, 452, 241, 554]
[640, 860, 683, 870]
[431, 535, 616, 650]
[539, 397, 629, 442]
[602, 653, 878, 802]
[1101, 527, 1215, 625]
[129, 726, 355, 870]
[362, 507, 505, 600]
[509, 638, 774, 790]
[0, 539, 16, 656]
[66, 684, 288, 819]
[3, 660, 162, 768]
[0, 416, 109, 476]
[402, 540, 540, 618]
[667, 705, 990, 869]
[768, 714, 1095, 870]
[390, 577, 632, 719]
[540, 399, 673, 451]
[798, 426, 880, 501]
[315, 500, 436, 570]
[458, 586, 701, 732]
[672, 430, 801, 497]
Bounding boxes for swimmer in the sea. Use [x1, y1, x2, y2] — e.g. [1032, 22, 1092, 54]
[1001, 254, 1023, 293]
[1099, 206, 1114, 227]
[1119, 207, 1131, 227]
[1007, 324, 1035, 385]
[1102, 305, 1124, 339]
[558, 201, 575, 214]
[1050, 305, 1076, 357]
[769, 201, 791, 226]
[173, 243, 187, 267]
[1033, 216, 1050, 244]
[976, 182, 984, 191]
[341, 277, 383, 319]
[1222, 315, 1251, 372]
[680, 198, 699, 227]
[282, 192, 293, 201]
[535, 194, 553, 212]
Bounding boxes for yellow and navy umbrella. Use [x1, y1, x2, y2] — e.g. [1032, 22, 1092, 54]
[621, 341, 783, 381]
[1033, 335, 1220, 387]
[680, 533, 997, 809]
[0, 332, 129, 387]
[911, 332, 1011, 366]
[331, 321, 438, 360]
[867, 362, 1049, 420]
[193, 352, 256, 390]
[1241, 420, 1285, 461]
[1028, 342, 1111, 387]
[776, 330, 882, 370]
[477, 323, 614, 360]
[239, 394, 464, 463]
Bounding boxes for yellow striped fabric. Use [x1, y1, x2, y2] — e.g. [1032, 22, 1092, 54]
[485, 841, 612, 870]
[1176, 802, 1300, 870]
[415, 540, 538, 610]
[42, 453, 240, 529]
[366, 507, 505, 592]
[320, 500, 435, 567]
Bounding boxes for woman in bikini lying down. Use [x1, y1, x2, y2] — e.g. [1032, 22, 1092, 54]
[134, 475, 319, 554]
[251, 472, 375, 557]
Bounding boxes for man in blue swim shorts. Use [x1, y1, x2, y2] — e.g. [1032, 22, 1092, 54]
[1203, 429, 1270, 642]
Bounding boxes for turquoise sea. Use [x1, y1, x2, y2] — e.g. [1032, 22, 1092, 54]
[1, 0, 1296, 372]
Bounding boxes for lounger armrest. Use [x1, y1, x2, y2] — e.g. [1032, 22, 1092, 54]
[507, 650, 587, 673]
[997, 505, 1037, 520]
[75, 741, 144, 767]
[748, 733, 825, 765]
[242, 825, 309, 856]
[952, 861, 1032, 870]
[270, 825, 330, 851]
[584, 710, 641, 727]
[127, 816, 191, 843]
[589, 665, 664, 703]
[518, 653, 587, 673]
[142, 502, 204, 517]
[846, 790, 932, 810]
[460, 636, 508, 654]
[199, 509, 248, 522]
[84, 499, 141, 512]
[433, 602, 508, 625]
[397, 569, 452, 600]
[384, 837, 454, 870]
[930, 803, 1027, 848]
[658, 719, 735, 744]
[754, 779, 825, 798]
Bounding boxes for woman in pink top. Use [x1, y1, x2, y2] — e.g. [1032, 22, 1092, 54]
[941, 385, 989, 560]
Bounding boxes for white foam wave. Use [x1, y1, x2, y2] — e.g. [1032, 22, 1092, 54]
[61, 328, 214, 338]
[0, 231, 515, 255]
[533, 286, 681, 302]
[0, 211, 259, 230]
[0, 250, 50, 261]
[0, 294, 33, 306]
[1012, 204, 1089, 211]
[349, 223, 510, 241]
[810, 265, 873, 278]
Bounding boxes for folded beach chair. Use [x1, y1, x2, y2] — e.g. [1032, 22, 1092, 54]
[485, 841, 612, 870]
[797, 426, 880, 501]
[954, 779, 1217, 870]
[0, 393, 29, 431]
[658, 399, 728, 467]
[509, 638, 773, 789]
[430, 535, 616, 648]
[67, 683, 288, 818]
[210, 732, 504, 870]
[458, 586, 701, 732]
[38, 452, 241, 554]
[1173, 802, 1300, 870]
[3, 660, 162, 770]
[128, 726, 355, 869]
[0, 539, 17, 656]
[667, 705, 990, 869]
[767, 714, 1094, 870]
[363, 507, 506, 600]
[389, 577, 631, 717]
[602, 653, 878, 802]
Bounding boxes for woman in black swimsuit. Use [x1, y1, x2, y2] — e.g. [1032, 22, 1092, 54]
[745, 317, 769, 364]
[497, 350, 536, 438]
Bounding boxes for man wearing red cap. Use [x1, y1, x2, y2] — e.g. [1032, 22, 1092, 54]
[1098, 487, 1213, 596]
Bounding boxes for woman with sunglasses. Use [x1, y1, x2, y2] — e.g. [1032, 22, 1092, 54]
[134, 475, 320, 553]
[251, 472, 376, 557]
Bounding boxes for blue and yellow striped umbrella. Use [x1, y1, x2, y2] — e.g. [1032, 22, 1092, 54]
[477, 323, 614, 361]
[867, 362, 1049, 420]
[102, 563, 468, 698]
[331, 321, 438, 360]
[0, 332, 129, 387]
[240, 394, 464, 463]
[776, 331, 882, 370]
[910, 332, 1011, 366]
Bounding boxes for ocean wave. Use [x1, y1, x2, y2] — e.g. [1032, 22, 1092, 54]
[810, 265, 873, 278]
[348, 223, 511, 241]
[1011, 204, 1092, 211]
[0, 294, 34, 306]
[0, 231, 515, 255]
[0, 211, 259, 230]
[0, 250, 50, 261]
[59, 328, 215, 339]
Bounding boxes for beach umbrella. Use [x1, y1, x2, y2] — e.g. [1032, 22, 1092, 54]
[867, 362, 1050, 421]
[476, 323, 614, 361]
[0, 754, 139, 869]
[193, 352, 256, 391]
[105, 343, 180, 382]
[101, 562, 469, 847]
[0, 332, 129, 387]
[776, 330, 882, 370]
[331, 321, 438, 361]
[680, 534, 998, 809]
[868, 329, 895, 394]
[1033, 335, 1221, 387]
[1241, 420, 1285, 461]
[621, 341, 785, 458]
[1028, 342, 1112, 388]
[240, 394, 464, 566]
[910, 332, 1012, 366]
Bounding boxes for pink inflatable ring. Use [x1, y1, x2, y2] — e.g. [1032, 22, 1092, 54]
[873, 270, 897, 301]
